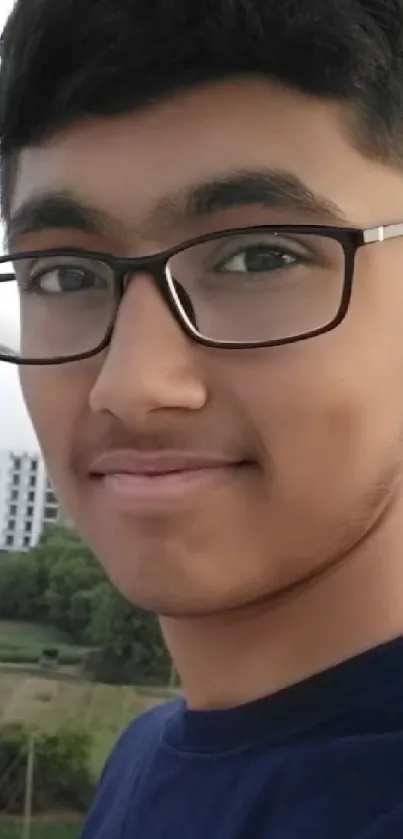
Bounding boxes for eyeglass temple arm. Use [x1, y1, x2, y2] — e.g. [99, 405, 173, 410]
[363, 222, 403, 244]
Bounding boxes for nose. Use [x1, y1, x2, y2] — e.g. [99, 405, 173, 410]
[89, 275, 208, 423]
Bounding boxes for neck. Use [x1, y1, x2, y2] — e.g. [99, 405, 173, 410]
[160, 495, 403, 710]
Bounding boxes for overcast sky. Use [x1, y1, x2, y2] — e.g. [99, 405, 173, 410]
[0, 0, 40, 452]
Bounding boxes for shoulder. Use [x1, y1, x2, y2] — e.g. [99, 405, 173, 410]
[101, 698, 182, 776]
[79, 700, 182, 837]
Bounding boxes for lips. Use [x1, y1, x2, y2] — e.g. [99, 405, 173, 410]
[89, 450, 242, 477]
[88, 450, 250, 509]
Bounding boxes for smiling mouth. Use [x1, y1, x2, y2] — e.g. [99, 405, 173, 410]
[89, 454, 255, 508]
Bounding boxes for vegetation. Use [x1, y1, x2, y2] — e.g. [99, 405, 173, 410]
[0, 525, 172, 684]
[0, 621, 83, 666]
[0, 674, 169, 829]
[0, 671, 166, 777]
[0, 723, 93, 813]
[0, 821, 80, 838]
[0, 525, 176, 825]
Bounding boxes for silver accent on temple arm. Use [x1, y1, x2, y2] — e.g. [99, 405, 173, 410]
[363, 222, 403, 244]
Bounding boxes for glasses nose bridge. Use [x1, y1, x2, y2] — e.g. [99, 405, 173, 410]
[117, 253, 172, 305]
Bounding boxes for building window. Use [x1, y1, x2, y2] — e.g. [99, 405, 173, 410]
[26, 506, 34, 516]
[23, 536, 31, 548]
[25, 521, 32, 533]
[30, 459, 38, 472]
[6, 535, 13, 547]
[9, 505, 17, 516]
[7, 520, 16, 531]
[28, 491, 35, 502]
[29, 476, 36, 487]
[44, 507, 58, 520]
[11, 490, 18, 501]
[12, 474, 20, 486]
[12, 457, 21, 470]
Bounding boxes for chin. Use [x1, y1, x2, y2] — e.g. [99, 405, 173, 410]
[108, 577, 227, 617]
[82, 521, 290, 617]
[106, 565, 262, 619]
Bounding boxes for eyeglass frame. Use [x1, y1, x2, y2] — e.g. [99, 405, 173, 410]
[1, 221, 403, 365]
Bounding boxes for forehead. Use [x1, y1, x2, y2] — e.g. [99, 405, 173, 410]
[10, 77, 403, 239]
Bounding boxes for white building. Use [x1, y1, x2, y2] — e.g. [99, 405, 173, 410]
[0, 450, 60, 551]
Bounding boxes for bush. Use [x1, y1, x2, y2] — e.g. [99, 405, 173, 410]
[0, 723, 94, 813]
[82, 646, 169, 685]
[0, 651, 41, 664]
[0, 650, 83, 666]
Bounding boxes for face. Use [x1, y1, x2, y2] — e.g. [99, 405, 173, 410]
[9, 77, 403, 616]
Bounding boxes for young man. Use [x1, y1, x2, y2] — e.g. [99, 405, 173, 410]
[2, 0, 403, 835]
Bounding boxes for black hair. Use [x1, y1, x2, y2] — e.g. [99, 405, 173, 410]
[1, 0, 403, 219]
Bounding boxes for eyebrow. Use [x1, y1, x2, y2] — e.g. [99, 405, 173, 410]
[7, 168, 347, 249]
[178, 169, 346, 225]
[6, 193, 114, 249]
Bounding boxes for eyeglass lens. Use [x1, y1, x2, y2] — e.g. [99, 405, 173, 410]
[0, 230, 346, 360]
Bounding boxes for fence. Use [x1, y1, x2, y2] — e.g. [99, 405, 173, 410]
[0, 734, 35, 839]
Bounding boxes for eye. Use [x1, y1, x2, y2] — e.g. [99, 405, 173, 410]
[34, 266, 105, 294]
[20, 256, 114, 295]
[218, 245, 297, 274]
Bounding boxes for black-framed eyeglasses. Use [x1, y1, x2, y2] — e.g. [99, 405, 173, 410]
[0, 222, 402, 365]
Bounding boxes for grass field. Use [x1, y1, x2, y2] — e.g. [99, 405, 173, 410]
[0, 620, 175, 832]
[0, 820, 81, 838]
[0, 669, 168, 839]
[0, 618, 175, 776]
[0, 620, 84, 663]
[0, 669, 168, 775]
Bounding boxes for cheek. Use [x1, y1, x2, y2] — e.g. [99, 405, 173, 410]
[19, 367, 87, 473]
[229, 336, 403, 504]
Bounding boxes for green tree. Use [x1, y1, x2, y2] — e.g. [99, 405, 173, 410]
[0, 523, 173, 685]
[86, 582, 171, 684]
[30, 524, 104, 639]
[0, 552, 46, 621]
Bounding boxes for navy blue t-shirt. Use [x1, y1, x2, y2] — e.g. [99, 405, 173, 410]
[80, 638, 403, 838]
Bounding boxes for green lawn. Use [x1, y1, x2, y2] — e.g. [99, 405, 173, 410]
[0, 621, 176, 824]
[0, 667, 172, 777]
[0, 620, 83, 663]
[0, 820, 81, 838]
